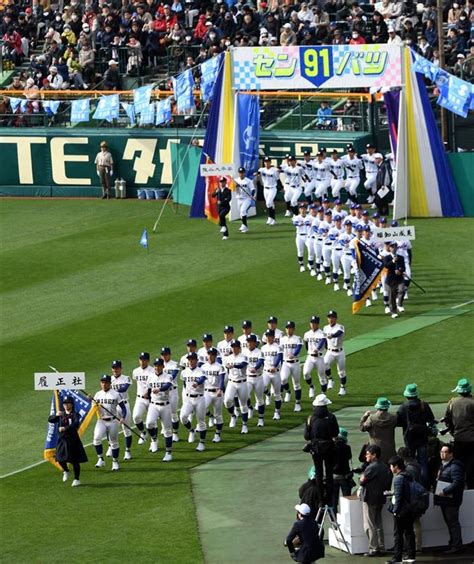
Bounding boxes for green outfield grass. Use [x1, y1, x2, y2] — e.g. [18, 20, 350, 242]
[0, 199, 473, 563]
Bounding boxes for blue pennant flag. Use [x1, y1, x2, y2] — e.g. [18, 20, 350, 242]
[200, 55, 222, 103]
[71, 98, 90, 123]
[9, 97, 22, 113]
[44, 389, 97, 469]
[121, 101, 136, 125]
[237, 93, 260, 176]
[351, 240, 384, 314]
[93, 94, 120, 122]
[155, 98, 172, 125]
[19, 99, 28, 113]
[437, 75, 472, 118]
[139, 103, 155, 125]
[139, 228, 148, 249]
[133, 84, 153, 114]
[173, 69, 195, 114]
[43, 100, 60, 115]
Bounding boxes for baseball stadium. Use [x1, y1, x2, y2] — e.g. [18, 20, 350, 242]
[0, 1, 473, 563]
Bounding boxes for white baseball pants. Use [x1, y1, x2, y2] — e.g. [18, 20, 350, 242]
[93, 419, 119, 449]
[303, 355, 327, 386]
[133, 397, 149, 425]
[224, 380, 249, 413]
[180, 395, 206, 432]
[146, 402, 172, 437]
[204, 391, 224, 425]
[247, 375, 265, 406]
[324, 350, 346, 378]
[281, 361, 301, 390]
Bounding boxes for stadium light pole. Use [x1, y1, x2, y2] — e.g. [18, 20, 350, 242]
[437, 0, 448, 146]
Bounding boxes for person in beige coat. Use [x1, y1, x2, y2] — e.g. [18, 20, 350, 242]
[360, 397, 397, 463]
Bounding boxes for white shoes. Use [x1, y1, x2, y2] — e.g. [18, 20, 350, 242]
[265, 395, 271, 406]
[309, 387, 315, 399]
[124, 450, 132, 460]
[222, 236, 228, 240]
[347, 288, 353, 296]
[112, 460, 120, 471]
[299, 265, 305, 273]
[62, 471, 69, 482]
[327, 378, 334, 390]
[338, 388, 346, 396]
[392, 313, 399, 319]
[365, 299, 372, 307]
[317, 273, 323, 281]
[310, 268, 316, 277]
[239, 224, 249, 233]
[397, 305, 405, 312]
[294, 403, 302, 412]
[284, 392, 291, 403]
[106, 446, 112, 457]
[212, 434, 221, 443]
[248, 407, 254, 419]
[241, 425, 248, 434]
[71, 479, 80, 487]
[269, 218, 276, 226]
[95, 458, 105, 468]
[138, 433, 146, 445]
[385, 306, 391, 314]
[149, 440, 158, 453]
[371, 290, 377, 300]
[172, 432, 180, 442]
[220, 226, 226, 233]
[367, 195, 374, 204]
[266, 217, 271, 225]
[229, 415, 237, 428]
[196, 442, 206, 452]
[325, 277, 331, 285]
[343, 283, 348, 290]
[257, 418, 264, 427]
[208, 416, 215, 428]
[334, 283, 340, 292]
[285, 210, 292, 217]
[162, 452, 172, 462]
[273, 411, 281, 420]
[188, 431, 195, 443]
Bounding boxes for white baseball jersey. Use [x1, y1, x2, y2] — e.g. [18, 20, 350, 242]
[111, 374, 131, 402]
[181, 366, 206, 395]
[179, 352, 195, 369]
[261, 328, 284, 345]
[94, 389, 122, 418]
[293, 214, 312, 236]
[281, 164, 306, 188]
[258, 166, 279, 188]
[318, 219, 333, 231]
[328, 226, 343, 246]
[397, 239, 412, 260]
[324, 323, 345, 349]
[223, 353, 247, 381]
[361, 235, 377, 252]
[238, 333, 254, 351]
[200, 361, 225, 389]
[298, 158, 316, 180]
[148, 371, 173, 403]
[362, 153, 378, 174]
[313, 160, 331, 181]
[217, 338, 234, 358]
[163, 359, 179, 386]
[303, 329, 327, 355]
[342, 155, 363, 177]
[261, 342, 283, 370]
[333, 207, 348, 218]
[234, 177, 255, 200]
[246, 346, 263, 376]
[280, 334, 303, 360]
[197, 346, 210, 365]
[329, 158, 345, 179]
[132, 365, 154, 396]
[339, 231, 355, 251]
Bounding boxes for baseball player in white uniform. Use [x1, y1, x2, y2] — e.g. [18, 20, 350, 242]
[339, 220, 356, 296]
[298, 150, 317, 205]
[280, 321, 304, 412]
[179, 339, 197, 370]
[245, 334, 266, 426]
[255, 157, 279, 225]
[329, 150, 345, 200]
[261, 316, 283, 345]
[223, 340, 250, 434]
[238, 320, 255, 352]
[360, 225, 378, 306]
[306, 204, 319, 276]
[313, 151, 332, 201]
[333, 199, 348, 219]
[279, 155, 293, 217]
[293, 202, 313, 273]
[161, 347, 181, 442]
[342, 144, 363, 204]
[201, 347, 226, 443]
[323, 311, 347, 396]
[321, 210, 336, 285]
[303, 316, 328, 396]
[362, 143, 378, 204]
[312, 207, 326, 278]
[146, 358, 173, 461]
[110, 360, 133, 460]
[261, 329, 283, 419]
[132, 352, 154, 445]
[92, 375, 127, 471]
[234, 167, 256, 233]
[197, 334, 213, 366]
[328, 214, 344, 291]
[180, 352, 208, 451]
[217, 325, 234, 361]
[386, 152, 396, 191]
[281, 155, 308, 215]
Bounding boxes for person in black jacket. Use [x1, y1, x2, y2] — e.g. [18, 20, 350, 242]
[286, 503, 324, 563]
[382, 242, 406, 319]
[332, 427, 354, 512]
[387, 455, 416, 564]
[48, 396, 88, 487]
[434, 444, 465, 555]
[211, 177, 232, 240]
[374, 154, 393, 216]
[304, 393, 339, 507]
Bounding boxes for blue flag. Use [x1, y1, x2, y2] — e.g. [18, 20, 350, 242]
[121, 101, 136, 125]
[93, 94, 120, 122]
[133, 84, 153, 114]
[237, 93, 260, 176]
[71, 98, 90, 123]
[173, 69, 195, 113]
[201, 55, 222, 103]
[437, 75, 472, 118]
[155, 98, 172, 125]
[9, 97, 22, 113]
[44, 389, 97, 468]
[139, 103, 155, 125]
[43, 100, 60, 115]
[140, 228, 148, 249]
[352, 240, 384, 314]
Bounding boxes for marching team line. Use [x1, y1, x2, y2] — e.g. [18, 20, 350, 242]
[1, 303, 471, 480]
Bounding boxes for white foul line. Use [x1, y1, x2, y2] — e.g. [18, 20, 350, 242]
[451, 300, 474, 309]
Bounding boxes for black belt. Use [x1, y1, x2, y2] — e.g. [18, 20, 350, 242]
[347, 176, 359, 179]
[310, 353, 322, 357]
[324, 243, 333, 246]
[102, 417, 113, 421]
[230, 379, 246, 384]
[205, 388, 218, 393]
[329, 348, 343, 353]
[151, 401, 170, 406]
[247, 373, 262, 377]
[284, 359, 299, 363]
[344, 252, 352, 255]
[137, 394, 149, 399]
[334, 247, 343, 251]
[186, 393, 203, 398]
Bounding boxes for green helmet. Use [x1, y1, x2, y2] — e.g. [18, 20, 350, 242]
[403, 383, 418, 398]
[452, 378, 472, 394]
[374, 397, 391, 410]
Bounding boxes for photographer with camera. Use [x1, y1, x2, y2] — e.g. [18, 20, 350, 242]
[303, 394, 339, 508]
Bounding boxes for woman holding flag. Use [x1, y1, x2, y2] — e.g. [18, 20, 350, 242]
[48, 396, 88, 487]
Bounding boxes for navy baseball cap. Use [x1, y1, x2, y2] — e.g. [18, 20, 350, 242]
[299, 202, 307, 208]
[303, 149, 311, 156]
[101, 374, 111, 382]
[242, 320, 252, 328]
[389, 241, 398, 248]
[366, 143, 375, 149]
[154, 358, 165, 366]
[223, 325, 234, 333]
[344, 219, 352, 226]
[238, 167, 245, 173]
[208, 347, 218, 355]
[246, 333, 258, 342]
[139, 352, 150, 360]
[380, 216, 387, 223]
[350, 203, 357, 210]
[186, 339, 197, 347]
[267, 316, 278, 323]
[373, 212, 380, 219]
[186, 352, 198, 360]
[202, 333, 213, 341]
[316, 151, 324, 157]
[334, 214, 342, 222]
[230, 339, 241, 348]
[264, 156, 271, 162]
[391, 220, 399, 227]
[327, 310, 338, 317]
[317, 206, 324, 213]
[63, 396, 74, 404]
[161, 346, 171, 355]
[332, 149, 339, 155]
[265, 329, 275, 337]
[322, 198, 330, 204]
[285, 321, 295, 328]
[363, 225, 371, 231]
[355, 224, 364, 231]
[334, 199, 342, 205]
[346, 144, 355, 151]
[309, 203, 317, 210]
[288, 155, 296, 160]
[324, 209, 332, 215]
[310, 316, 320, 324]
[362, 210, 369, 216]
[111, 360, 121, 368]
[355, 204, 362, 209]
[320, 146, 327, 152]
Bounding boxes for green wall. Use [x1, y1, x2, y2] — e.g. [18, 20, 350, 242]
[447, 152, 474, 217]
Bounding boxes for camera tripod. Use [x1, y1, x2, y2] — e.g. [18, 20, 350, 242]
[315, 505, 350, 553]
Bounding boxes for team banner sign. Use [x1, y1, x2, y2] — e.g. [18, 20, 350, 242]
[232, 45, 402, 91]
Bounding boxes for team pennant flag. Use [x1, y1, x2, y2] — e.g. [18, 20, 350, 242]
[173, 69, 195, 114]
[140, 228, 149, 249]
[44, 389, 97, 469]
[203, 155, 220, 224]
[352, 240, 384, 314]
[93, 94, 120, 122]
[71, 98, 91, 123]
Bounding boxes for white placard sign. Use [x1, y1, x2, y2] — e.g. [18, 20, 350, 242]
[373, 226, 416, 242]
[200, 163, 235, 177]
[34, 372, 86, 390]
